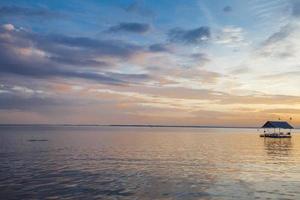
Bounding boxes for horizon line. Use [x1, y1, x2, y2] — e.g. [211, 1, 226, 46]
[0, 123, 266, 129]
[0, 124, 299, 129]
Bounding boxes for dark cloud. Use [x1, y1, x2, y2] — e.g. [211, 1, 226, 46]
[190, 53, 208, 59]
[0, 83, 64, 110]
[168, 26, 210, 44]
[43, 34, 143, 58]
[259, 24, 295, 58]
[0, 50, 125, 85]
[106, 72, 150, 82]
[223, 6, 232, 13]
[0, 24, 143, 59]
[263, 25, 292, 45]
[0, 93, 60, 110]
[190, 53, 210, 64]
[107, 22, 150, 33]
[0, 24, 149, 85]
[48, 56, 109, 67]
[148, 43, 170, 52]
[125, 0, 154, 17]
[0, 47, 130, 85]
[0, 6, 59, 18]
[292, 0, 300, 17]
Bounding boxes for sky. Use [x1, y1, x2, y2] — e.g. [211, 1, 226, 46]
[0, 0, 300, 126]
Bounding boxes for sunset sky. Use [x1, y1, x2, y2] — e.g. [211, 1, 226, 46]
[0, 0, 300, 126]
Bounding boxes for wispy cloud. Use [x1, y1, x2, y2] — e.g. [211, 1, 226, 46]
[215, 26, 247, 47]
[168, 26, 210, 44]
[106, 22, 150, 34]
[0, 5, 61, 18]
[124, 0, 154, 17]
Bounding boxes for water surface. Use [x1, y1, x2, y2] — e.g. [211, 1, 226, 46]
[1, 126, 300, 199]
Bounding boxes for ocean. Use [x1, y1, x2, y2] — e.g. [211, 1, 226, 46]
[1, 126, 300, 199]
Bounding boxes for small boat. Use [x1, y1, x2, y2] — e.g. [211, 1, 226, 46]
[260, 121, 293, 138]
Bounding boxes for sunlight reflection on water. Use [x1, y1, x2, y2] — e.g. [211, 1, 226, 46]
[1, 126, 300, 199]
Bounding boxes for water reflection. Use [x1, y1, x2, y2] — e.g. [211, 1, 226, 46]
[1, 127, 300, 199]
[263, 138, 293, 157]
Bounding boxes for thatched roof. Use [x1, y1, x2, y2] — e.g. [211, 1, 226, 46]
[261, 121, 293, 129]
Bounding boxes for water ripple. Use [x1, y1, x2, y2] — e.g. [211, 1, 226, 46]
[1, 127, 300, 199]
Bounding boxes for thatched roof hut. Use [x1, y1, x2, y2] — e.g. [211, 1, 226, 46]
[261, 121, 293, 129]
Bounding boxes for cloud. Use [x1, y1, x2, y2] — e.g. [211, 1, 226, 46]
[259, 71, 300, 80]
[0, 84, 59, 110]
[2, 24, 14, 31]
[125, 0, 154, 17]
[190, 53, 211, 66]
[0, 52, 126, 85]
[168, 26, 210, 44]
[197, 70, 221, 84]
[258, 24, 297, 58]
[262, 108, 300, 114]
[45, 34, 143, 58]
[215, 27, 246, 46]
[292, 0, 300, 17]
[48, 56, 110, 67]
[0, 24, 150, 85]
[262, 25, 293, 45]
[190, 53, 210, 61]
[148, 43, 170, 52]
[0, 6, 59, 18]
[0, 93, 58, 110]
[223, 6, 232, 13]
[107, 22, 150, 33]
[1, 23, 144, 59]
[0, 46, 138, 85]
[231, 66, 251, 75]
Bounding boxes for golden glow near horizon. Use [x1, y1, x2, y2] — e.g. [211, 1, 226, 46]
[0, 0, 300, 126]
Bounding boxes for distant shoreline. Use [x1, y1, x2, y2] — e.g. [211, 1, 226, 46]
[0, 124, 299, 129]
[0, 124, 259, 129]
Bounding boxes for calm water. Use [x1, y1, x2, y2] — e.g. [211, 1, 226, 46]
[1, 126, 300, 200]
